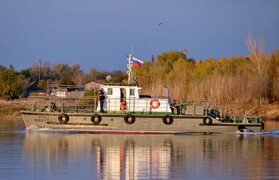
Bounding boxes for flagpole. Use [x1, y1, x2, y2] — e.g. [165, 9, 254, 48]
[127, 54, 133, 85]
[127, 46, 136, 85]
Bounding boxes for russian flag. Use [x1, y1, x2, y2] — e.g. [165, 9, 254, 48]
[132, 57, 144, 68]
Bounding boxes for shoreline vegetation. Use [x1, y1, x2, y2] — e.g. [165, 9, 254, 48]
[0, 100, 25, 118]
[0, 35, 279, 122]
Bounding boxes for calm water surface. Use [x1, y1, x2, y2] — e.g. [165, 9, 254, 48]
[1, 118, 279, 180]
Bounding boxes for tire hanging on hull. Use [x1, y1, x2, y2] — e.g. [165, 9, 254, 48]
[203, 117, 213, 125]
[91, 114, 102, 125]
[163, 115, 174, 125]
[58, 114, 69, 124]
[124, 114, 136, 124]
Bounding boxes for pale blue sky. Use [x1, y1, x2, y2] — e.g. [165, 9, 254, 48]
[0, 0, 278, 72]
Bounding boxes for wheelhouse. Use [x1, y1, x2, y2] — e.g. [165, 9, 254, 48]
[97, 85, 172, 114]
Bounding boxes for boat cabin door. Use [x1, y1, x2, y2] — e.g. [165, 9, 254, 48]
[120, 88, 126, 102]
[120, 88, 126, 111]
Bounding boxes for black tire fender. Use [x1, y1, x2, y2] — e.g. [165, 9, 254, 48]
[163, 115, 174, 125]
[91, 114, 102, 125]
[203, 117, 213, 125]
[124, 114, 136, 124]
[58, 113, 69, 124]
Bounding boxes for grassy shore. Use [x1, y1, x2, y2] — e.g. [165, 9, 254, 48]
[258, 103, 279, 121]
[0, 99, 30, 116]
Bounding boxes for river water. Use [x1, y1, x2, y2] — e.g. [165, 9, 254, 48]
[1, 118, 279, 180]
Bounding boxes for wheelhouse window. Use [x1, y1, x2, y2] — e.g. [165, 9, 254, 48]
[130, 89, 135, 96]
[107, 88, 113, 95]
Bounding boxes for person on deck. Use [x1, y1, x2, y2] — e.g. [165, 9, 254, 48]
[99, 89, 105, 113]
[120, 100, 126, 112]
[175, 100, 181, 115]
[168, 97, 175, 114]
[169, 98, 181, 115]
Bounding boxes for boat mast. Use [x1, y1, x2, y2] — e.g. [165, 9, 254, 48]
[127, 54, 134, 85]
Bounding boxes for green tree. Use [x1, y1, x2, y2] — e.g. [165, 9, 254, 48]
[52, 64, 75, 85]
[0, 65, 6, 71]
[0, 68, 26, 100]
[71, 64, 84, 85]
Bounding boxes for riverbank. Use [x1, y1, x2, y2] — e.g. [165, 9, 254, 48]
[0, 99, 30, 116]
[219, 102, 279, 121]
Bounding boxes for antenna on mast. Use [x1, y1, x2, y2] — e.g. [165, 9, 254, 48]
[131, 46, 134, 56]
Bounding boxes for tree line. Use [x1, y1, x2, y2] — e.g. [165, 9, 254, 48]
[133, 36, 279, 105]
[0, 63, 127, 100]
[1, 35, 279, 105]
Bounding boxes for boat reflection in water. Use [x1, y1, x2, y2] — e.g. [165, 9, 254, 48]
[92, 136, 172, 180]
[23, 133, 279, 179]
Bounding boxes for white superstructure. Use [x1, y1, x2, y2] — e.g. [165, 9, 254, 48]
[97, 85, 172, 113]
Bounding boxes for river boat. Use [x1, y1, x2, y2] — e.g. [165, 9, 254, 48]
[21, 55, 264, 134]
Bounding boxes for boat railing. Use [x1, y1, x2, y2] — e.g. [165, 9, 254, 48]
[103, 97, 211, 116]
[104, 97, 171, 114]
[26, 95, 210, 116]
[27, 95, 98, 113]
[26, 95, 260, 122]
[206, 106, 262, 124]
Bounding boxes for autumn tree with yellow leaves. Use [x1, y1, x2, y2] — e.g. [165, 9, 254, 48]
[133, 36, 279, 105]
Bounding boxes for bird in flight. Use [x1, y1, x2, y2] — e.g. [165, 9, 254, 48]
[158, 22, 164, 26]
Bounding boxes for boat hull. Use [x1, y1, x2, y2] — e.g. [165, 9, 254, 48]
[21, 111, 262, 134]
